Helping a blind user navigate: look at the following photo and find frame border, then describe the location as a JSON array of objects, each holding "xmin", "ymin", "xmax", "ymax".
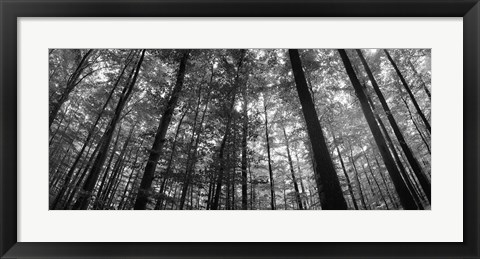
[{"xmin": 1, "ymin": 0, "xmax": 479, "ymax": 258}]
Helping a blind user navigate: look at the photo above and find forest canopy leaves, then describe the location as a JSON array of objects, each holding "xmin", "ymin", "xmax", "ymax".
[{"xmin": 49, "ymin": 49, "xmax": 431, "ymax": 210}]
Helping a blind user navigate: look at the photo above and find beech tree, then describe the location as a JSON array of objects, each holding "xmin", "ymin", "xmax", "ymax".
[
  {"xmin": 134, "ymin": 50, "xmax": 190, "ymax": 210},
  {"xmin": 49, "ymin": 48, "xmax": 431, "ymax": 210},
  {"xmin": 73, "ymin": 49, "xmax": 145, "ymax": 210},
  {"xmin": 49, "ymin": 49, "xmax": 95, "ymax": 127},
  {"xmin": 356, "ymin": 49, "xmax": 431, "ymax": 203},
  {"xmin": 289, "ymin": 49, "xmax": 348, "ymax": 210},
  {"xmin": 338, "ymin": 49, "xmax": 417, "ymax": 210}
]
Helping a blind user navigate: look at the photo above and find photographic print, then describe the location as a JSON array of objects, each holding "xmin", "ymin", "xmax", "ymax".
[{"xmin": 49, "ymin": 49, "xmax": 431, "ymax": 210}]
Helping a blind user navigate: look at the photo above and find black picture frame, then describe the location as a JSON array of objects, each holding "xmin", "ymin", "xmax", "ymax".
[{"xmin": 1, "ymin": 0, "xmax": 478, "ymax": 258}]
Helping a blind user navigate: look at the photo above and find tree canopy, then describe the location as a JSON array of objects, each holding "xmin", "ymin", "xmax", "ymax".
[{"xmin": 49, "ymin": 49, "xmax": 431, "ymax": 210}]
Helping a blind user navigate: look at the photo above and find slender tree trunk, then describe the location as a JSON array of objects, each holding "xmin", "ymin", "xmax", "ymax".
[
  {"xmin": 282, "ymin": 127, "xmax": 303, "ymax": 210},
  {"xmin": 359, "ymin": 160, "xmax": 376, "ymax": 208},
  {"xmin": 169, "ymin": 184, "xmax": 179, "ymax": 210},
  {"xmin": 294, "ymin": 150, "xmax": 309, "ymax": 209},
  {"xmin": 283, "ymin": 184, "xmax": 288, "ymax": 209},
  {"xmin": 364, "ymin": 96, "xmax": 423, "ymax": 209},
  {"xmin": 50, "ymin": 49, "xmax": 94, "ymax": 127},
  {"xmin": 93, "ymin": 125, "xmax": 122, "ymax": 209},
  {"xmin": 49, "ymin": 145, "xmax": 73, "ymax": 193},
  {"xmin": 49, "ymin": 107, "xmax": 69, "ymax": 145},
  {"xmin": 331, "ymin": 129, "xmax": 359, "ymax": 210},
  {"xmin": 231, "ymin": 154, "xmax": 236, "ymax": 210},
  {"xmin": 180, "ymin": 83, "xmax": 212, "ymax": 210},
  {"xmin": 408, "ymin": 59, "xmax": 431, "ymax": 99},
  {"xmin": 65, "ymin": 132, "xmax": 105, "ymax": 208},
  {"xmin": 347, "ymin": 142, "xmax": 368, "ymax": 210},
  {"xmin": 231, "ymin": 125, "xmax": 237, "ymax": 210},
  {"xmin": 338, "ymin": 49, "xmax": 417, "ymax": 209},
  {"xmin": 73, "ymin": 50, "xmax": 145, "ymax": 210},
  {"xmin": 134, "ymin": 50, "xmax": 190, "ymax": 210},
  {"xmin": 118, "ymin": 138, "xmax": 144, "ymax": 209},
  {"xmin": 357, "ymin": 50, "xmax": 431, "ymax": 203},
  {"xmin": 211, "ymin": 112, "xmax": 233, "ymax": 210},
  {"xmin": 206, "ymin": 175, "xmax": 213, "ymax": 210},
  {"xmin": 384, "ymin": 49, "xmax": 431, "ymax": 133},
  {"xmin": 100, "ymin": 124, "xmax": 135, "ymax": 208},
  {"xmin": 49, "ymin": 146, "xmax": 72, "ymax": 187},
  {"xmin": 225, "ymin": 152, "xmax": 232, "ymax": 210},
  {"xmin": 241, "ymin": 81, "xmax": 249, "ymax": 210},
  {"xmin": 373, "ymin": 154, "xmax": 399, "ymax": 209},
  {"xmin": 362, "ymin": 150, "xmax": 390, "ymax": 209},
  {"xmin": 249, "ymin": 161, "xmax": 255, "ymax": 209},
  {"xmin": 212, "ymin": 50, "xmax": 246, "ymax": 210},
  {"xmin": 50, "ymin": 115, "xmax": 72, "ymax": 147},
  {"xmin": 263, "ymin": 98, "xmax": 276, "ymax": 210},
  {"xmin": 402, "ymin": 97, "xmax": 431, "ymax": 154},
  {"xmin": 123, "ymin": 160, "xmax": 145, "ymax": 210},
  {"xmin": 51, "ymin": 65, "xmax": 124, "ymax": 209},
  {"xmin": 154, "ymin": 106, "xmax": 189, "ymax": 209},
  {"xmin": 289, "ymin": 49, "xmax": 348, "ymax": 209},
  {"xmin": 396, "ymin": 146, "xmax": 426, "ymax": 202},
  {"xmin": 179, "ymin": 85, "xmax": 204, "ymax": 209}
]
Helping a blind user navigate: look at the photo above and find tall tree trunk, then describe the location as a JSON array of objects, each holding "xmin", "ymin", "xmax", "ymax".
[
  {"xmin": 134, "ymin": 50, "xmax": 190, "ymax": 210},
  {"xmin": 231, "ymin": 157, "xmax": 236, "ymax": 209},
  {"xmin": 402, "ymin": 97, "xmax": 431, "ymax": 154},
  {"xmin": 73, "ymin": 50, "xmax": 145, "ymax": 210},
  {"xmin": 347, "ymin": 141, "xmax": 368, "ymax": 210},
  {"xmin": 170, "ymin": 184, "xmax": 179, "ymax": 209},
  {"xmin": 372, "ymin": 154, "xmax": 399, "ymax": 209},
  {"xmin": 384, "ymin": 49, "xmax": 431, "ymax": 133},
  {"xmin": 396, "ymin": 146, "xmax": 426, "ymax": 202},
  {"xmin": 225, "ymin": 150, "xmax": 232, "ymax": 210},
  {"xmin": 50, "ymin": 49, "xmax": 94, "ymax": 127},
  {"xmin": 408, "ymin": 59, "xmax": 431, "ymax": 99},
  {"xmin": 179, "ymin": 81, "xmax": 212, "ymax": 210},
  {"xmin": 49, "ymin": 146, "xmax": 72, "ymax": 187},
  {"xmin": 362, "ymin": 150, "xmax": 390, "ymax": 209},
  {"xmin": 49, "ymin": 106, "xmax": 69, "ymax": 145},
  {"xmin": 65, "ymin": 131, "xmax": 106, "ymax": 208},
  {"xmin": 154, "ymin": 105, "xmax": 189, "ymax": 209},
  {"xmin": 50, "ymin": 115, "xmax": 72, "ymax": 148},
  {"xmin": 331, "ymin": 129, "xmax": 359, "ymax": 210},
  {"xmin": 50, "ymin": 145, "xmax": 74, "ymax": 192},
  {"xmin": 338, "ymin": 49, "xmax": 417, "ymax": 209},
  {"xmin": 231, "ymin": 123, "xmax": 237, "ymax": 210},
  {"xmin": 282, "ymin": 127, "xmax": 303, "ymax": 210},
  {"xmin": 50, "ymin": 54, "xmax": 132, "ymax": 209},
  {"xmin": 363, "ymin": 90, "xmax": 423, "ymax": 210},
  {"xmin": 123, "ymin": 160, "xmax": 145, "ymax": 210},
  {"xmin": 241, "ymin": 81, "xmax": 249, "ymax": 210},
  {"xmin": 93, "ymin": 125, "xmax": 122, "ymax": 209},
  {"xmin": 263, "ymin": 98, "xmax": 276, "ymax": 210},
  {"xmin": 108, "ymin": 148, "xmax": 131, "ymax": 208},
  {"xmin": 206, "ymin": 174, "xmax": 214, "ymax": 210},
  {"xmin": 364, "ymin": 95, "xmax": 424, "ymax": 209},
  {"xmin": 357, "ymin": 50, "xmax": 431, "ymax": 203},
  {"xmin": 359, "ymin": 161, "xmax": 376, "ymax": 208},
  {"xmin": 179, "ymin": 84, "xmax": 204, "ymax": 209},
  {"xmin": 249, "ymin": 161, "xmax": 255, "ymax": 209},
  {"xmin": 294, "ymin": 149, "xmax": 309, "ymax": 209},
  {"xmin": 283, "ymin": 183, "xmax": 288, "ymax": 209},
  {"xmin": 288, "ymin": 49, "xmax": 348, "ymax": 209},
  {"xmin": 100, "ymin": 124, "xmax": 135, "ymax": 208},
  {"xmin": 211, "ymin": 50, "xmax": 246, "ymax": 210},
  {"xmin": 211, "ymin": 107, "xmax": 234, "ymax": 210},
  {"xmin": 118, "ymin": 138, "xmax": 145, "ymax": 209}
]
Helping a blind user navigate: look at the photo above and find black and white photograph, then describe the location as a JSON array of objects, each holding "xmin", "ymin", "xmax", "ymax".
[{"xmin": 48, "ymin": 49, "xmax": 431, "ymax": 210}]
